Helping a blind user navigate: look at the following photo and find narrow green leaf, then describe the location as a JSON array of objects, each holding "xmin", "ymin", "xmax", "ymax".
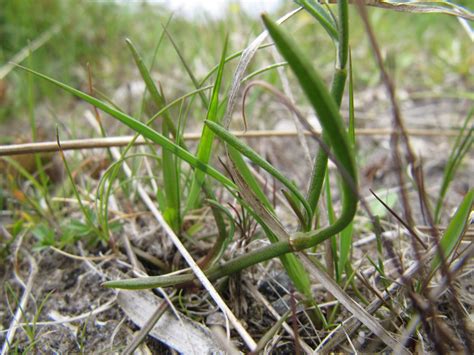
[
  {"xmin": 260, "ymin": 18, "xmax": 353, "ymax": 166},
  {"xmin": 186, "ymin": 36, "xmax": 229, "ymax": 211},
  {"xmin": 338, "ymin": 48, "xmax": 356, "ymax": 278},
  {"xmin": 324, "ymin": 169, "xmax": 339, "ymax": 280},
  {"xmin": 126, "ymin": 38, "xmax": 177, "ymax": 136},
  {"xmin": 338, "ymin": 222, "xmax": 353, "ymax": 279},
  {"xmin": 348, "ymin": 49, "xmax": 356, "ymax": 148},
  {"xmin": 296, "ymin": 0, "xmax": 338, "ymax": 41},
  {"xmin": 126, "ymin": 39, "xmax": 181, "ymax": 231},
  {"xmin": 164, "ymin": 27, "xmax": 209, "ymax": 106},
  {"xmin": 303, "ymin": 0, "xmax": 349, "ymax": 224}
]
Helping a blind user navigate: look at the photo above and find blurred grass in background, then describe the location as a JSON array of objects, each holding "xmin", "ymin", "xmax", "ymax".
[{"xmin": 0, "ymin": 0, "xmax": 471, "ymax": 126}]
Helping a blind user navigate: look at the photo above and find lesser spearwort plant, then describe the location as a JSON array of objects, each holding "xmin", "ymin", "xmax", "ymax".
[{"xmin": 13, "ymin": 0, "xmax": 474, "ymax": 351}]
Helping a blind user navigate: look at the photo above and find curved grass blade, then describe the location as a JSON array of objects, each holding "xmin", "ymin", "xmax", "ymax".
[
  {"xmin": 281, "ymin": 189, "xmax": 306, "ymax": 227},
  {"xmin": 15, "ymin": 64, "xmax": 236, "ymax": 191},
  {"xmin": 227, "ymin": 146, "xmax": 273, "ymax": 211},
  {"xmin": 296, "ymin": 0, "xmax": 338, "ymax": 41}
]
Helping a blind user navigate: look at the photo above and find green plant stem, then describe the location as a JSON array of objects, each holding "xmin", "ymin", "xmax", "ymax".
[
  {"xmin": 304, "ymin": 69, "xmax": 346, "ymax": 224},
  {"xmin": 104, "ymin": 200, "xmax": 361, "ymax": 289},
  {"xmin": 104, "ymin": 240, "xmax": 291, "ymax": 289}
]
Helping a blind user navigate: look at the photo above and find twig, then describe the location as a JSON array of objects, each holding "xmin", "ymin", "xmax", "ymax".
[{"xmin": 0, "ymin": 128, "xmax": 466, "ymax": 157}]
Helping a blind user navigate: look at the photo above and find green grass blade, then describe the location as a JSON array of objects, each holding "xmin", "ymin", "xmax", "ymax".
[
  {"xmin": 348, "ymin": 49, "xmax": 356, "ymax": 148},
  {"xmin": 186, "ymin": 36, "xmax": 228, "ymax": 211},
  {"xmin": 434, "ymin": 109, "xmax": 473, "ymax": 223},
  {"xmin": 126, "ymin": 38, "xmax": 177, "ymax": 135},
  {"xmin": 281, "ymin": 189, "xmax": 306, "ymax": 227},
  {"xmin": 205, "ymin": 119, "xmax": 312, "ymax": 228},
  {"xmin": 126, "ymin": 38, "xmax": 181, "ymax": 231},
  {"xmin": 305, "ymin": 133, "xmax": 330, "ymax": 222},
  {"xmin": 338, "ymin": 221, "xmax": 353, "ymax": 280},
  {"xmin": 164, "ymin": 27, "xmax": 209, "ymax": 106},
  {"xmin": 431, "ymin": 189, "xmax": 473, "ymax": 274},
  {"xmin": 160, "ymin": 89, "xmax": 181, "ymax": 231},
  {"xmin": 15, "ymin": 64, "xmax": 236, "ymax": 190},
  {"xmin": 336, "ymin": 0, "xmax": 349, "ymax": 71},
  {"xmin": 136, "ymin": 15, "xmax": 172, "ymax": 123},
  {"xmin": 324, "ymin": 169, "xmax": 339, "ymax": 279}
]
